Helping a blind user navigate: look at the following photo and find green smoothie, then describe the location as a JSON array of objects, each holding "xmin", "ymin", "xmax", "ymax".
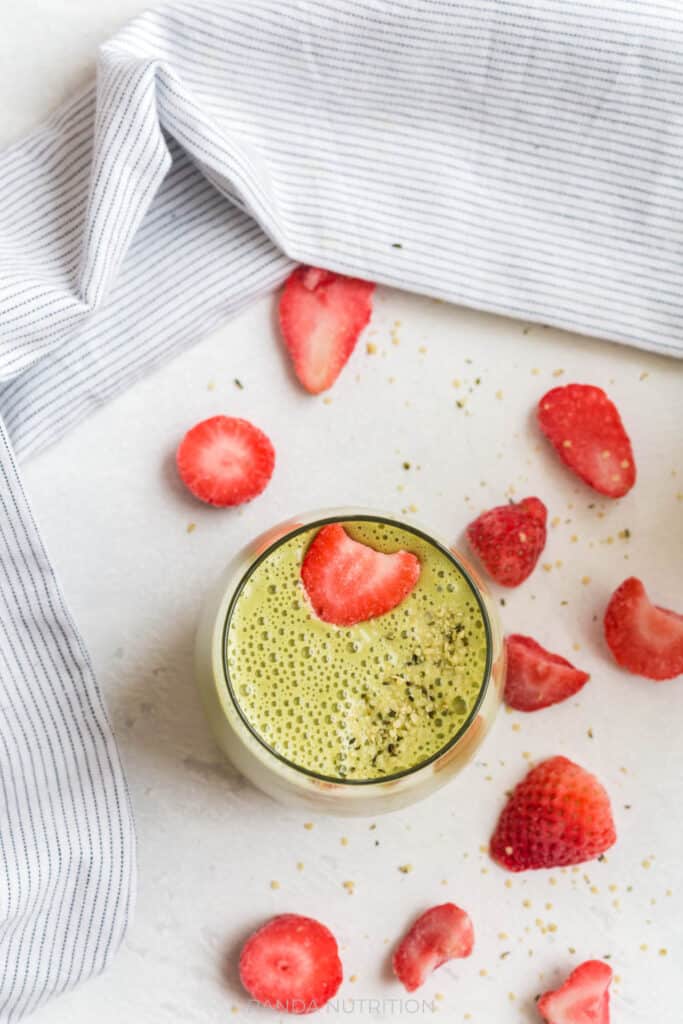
[{"xmin": 225, "ymin": 519, "xmax": 490, "ymax": 782}]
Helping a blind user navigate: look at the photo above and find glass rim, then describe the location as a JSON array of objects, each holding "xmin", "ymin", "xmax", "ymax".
[{"xmin": 221, "ymin": 511, "xmax": 494, "ymax": 787}]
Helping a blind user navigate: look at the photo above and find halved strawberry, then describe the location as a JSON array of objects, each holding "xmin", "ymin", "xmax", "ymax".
[
  {"xmin": 490, "ymin": 756, "xmax": 616, "ymax": 872},
  {"xmin": 604, "ymin": 577, "xmax": 683, "ymax": 681},
  {"xmin": 301, "ymin": 523, "xmax": 420, "ymax": 626},
  {"xmin": 505, "ymin": 635, "xmax": 590, "ymax": 712},
  {"xmin": 239, "ymin": 914, "xmax": 342, "ymax": 1014},
  {"xmin": 392, "ymin": 903, "xmax": 474, "ymax": 992},
  {"xmin": 537, "ymin": 384, "xmax": 635, "ymax": 498},
  {"xmin": 279, "ymin": 266, "xmax": 375, "ymax": 393},
  {"xmin": 176, "ymin": 416, "xmax": 274, "ymax": 507},
  {"xmin": 466, "ymin": 497, "xmax": 547, "ymax": 587},
  {"xmin": 538, "ymin": 960, "xmax": 613, "ymax": 1024}
]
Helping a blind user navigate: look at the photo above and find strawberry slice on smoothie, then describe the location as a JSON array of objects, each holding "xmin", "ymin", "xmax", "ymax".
[{"xmin": 301, "ymin": 523, "xmax": 420, "ymax": 626}]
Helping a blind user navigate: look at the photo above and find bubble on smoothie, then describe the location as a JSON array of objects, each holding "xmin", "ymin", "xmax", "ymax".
[{"xmin": 226, "ymin": 520, "xmax": 489, "ymax": 780}]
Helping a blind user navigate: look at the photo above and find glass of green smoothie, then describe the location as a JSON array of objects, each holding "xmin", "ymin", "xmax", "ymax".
[{"xmin": 195, "ymin": 509, "xmax": 504, "ymax": 816}]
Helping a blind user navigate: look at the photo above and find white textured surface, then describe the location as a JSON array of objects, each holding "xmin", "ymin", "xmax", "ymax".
[{"xmin": 4, "ymin": 5, "xmax": 683, "ymax": 1023}]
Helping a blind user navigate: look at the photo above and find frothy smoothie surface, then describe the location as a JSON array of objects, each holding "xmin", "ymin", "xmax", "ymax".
[{"xmin": 225, "ymin": 520, "xmax": 489, "ymax": 781}]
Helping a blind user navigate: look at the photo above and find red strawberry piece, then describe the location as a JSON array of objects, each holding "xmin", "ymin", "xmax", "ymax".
[
  {"xmin": 466, "ymin": 497, "xmax": 547, "ymax": 587},
  {"xmin": 538, "ymin": 960, "xmax": 613, "ymax": 1024},
  {"xmin": 537, "ymin": 384, "xmax": 635, "ymax": 498},
  {"xmin": 604, "ymin": 577, "xmax": 683, "ymax": 681},
  {"xmin": 239, "ymin": 914, "xmax": 342, "ymax": 1014},
  {"xmin": 176, "ymin": 416, "xmax": 274, "ymax": 507},
  {"xmin": 279, "ymin": 266, "xmax": 375, "ymax": 393},
  {"xmin": 392, "ymin": 903, "xmax": 474, "ymax": 992},
  {"xmin": 301, "ymin": 523, "xmax": 420, "ymax": 626},
  {"xmin": 505, "ymin": 635, "xmax": 590, "ymax": 712},
  {"xmin": 490, "ymin": 756, "xmax": 616, "ymax": 872}
]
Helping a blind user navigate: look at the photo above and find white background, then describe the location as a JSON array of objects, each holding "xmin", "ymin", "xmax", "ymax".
[{"xmin": 3, "ymin": 4, "xmax": 683, "ymax": 1022}]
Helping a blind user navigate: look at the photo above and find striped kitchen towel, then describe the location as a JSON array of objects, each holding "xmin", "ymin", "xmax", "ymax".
[{"xmin": 1, "ymin": 0, "xmax": 682, "ymax": 1018}]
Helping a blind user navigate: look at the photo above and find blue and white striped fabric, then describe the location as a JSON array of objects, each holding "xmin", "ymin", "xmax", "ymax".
[{"xmin": 1, "ymin": 0, "xmax": 682, "ymax": 1017}]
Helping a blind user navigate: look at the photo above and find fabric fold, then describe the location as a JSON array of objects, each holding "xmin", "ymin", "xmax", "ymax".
[
  {"xmin": 0, "ymin": 420, "xmax": 134, "ymax": 1021},
  {"xmin": 79, "ymin": 56, "xmax": 172, "ymax": 311}
]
